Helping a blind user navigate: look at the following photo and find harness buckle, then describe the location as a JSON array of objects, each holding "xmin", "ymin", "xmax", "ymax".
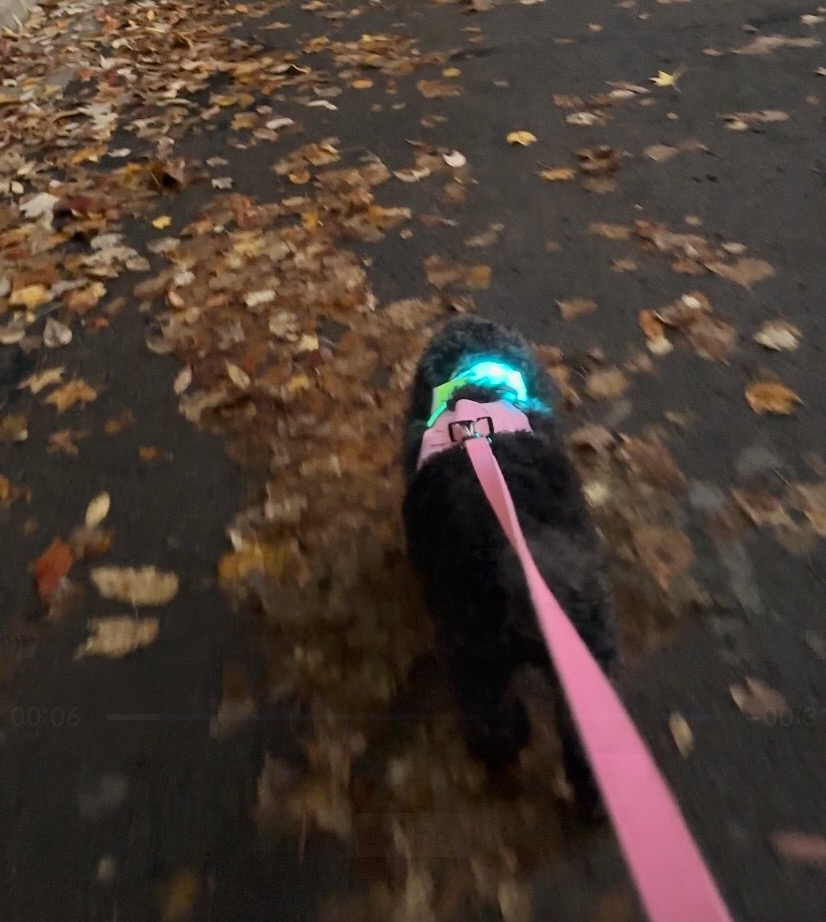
[{"xmin": 448, "ymin": 416, "xmax": 495, "ymax": 443}]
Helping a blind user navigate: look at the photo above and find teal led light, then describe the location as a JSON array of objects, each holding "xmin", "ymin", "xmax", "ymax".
[{"xmin": 427, "ymin": 358, "xmax": 531, "ymax": 427}]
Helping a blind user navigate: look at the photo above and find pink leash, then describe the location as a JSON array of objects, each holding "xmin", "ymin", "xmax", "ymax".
[{"xmin": 463, "ymin": 434, "xmax": 734, "ymax": 922}]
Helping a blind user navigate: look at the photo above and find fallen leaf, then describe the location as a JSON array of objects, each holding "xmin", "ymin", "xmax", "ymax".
[
  {"xmin": 556, "ymin": 298, "xmax": 597, "ymax": 320},
  {"xmin": 173, "ymin": 366, "xmax": 193, "ymax": 395},
  {"xmin": 90, "ymin": 567, "xmax": 179, "ymax": 606},
  {"xmin": 734, "ymin": 34, "xmax": 820, "ymax": 56},
  {"xmin": 85, "ymin": 492, "xmax": 111, "ymax": 529},
  {"xmin": 152, "ymin": 215, "xmax": 172, "ymax": 230},
  {"xmin": 685, "ymin": 315, "xmax": 736, "ymax": 362},
  {"xmin": 443, "ymin": 150, "xmax": 467, "ymax": 168},
  {"xmin": 226, "ymin": 362, "xmax": 251, "ymax": 390},
  {"xmin": 417, "ymin": 79, "xmax": 462, "ymax": 99},
  {"xmin": 45, "ymin": 380, "xmax": 98, "ymax": 413},
  {"xmin": 43, "ymin": 318, "xmax": 72, "ymax": 348},
  {"xmin": 0, "ymin": 414, "xmax": 28, "ymax": 443},
  {"xmin": 75, "ymin": 617, "xmax": 159, "ymax": 660},
  {"xmin": 585, "ymin": 367, "xmax": 629, "ymax": 400},
  {"xmin": 638, "ymin": 309, "xmax": 673, "ymax": 355},
  {"xmin": 536, "ymin": 166, "xmax": 572, "ymax": 183},
  {"xmin": 10, "ymin": 284, "xmax": 50, "ymax": 310},
  {"xmin": 48, "ymin": 428, "xmax": 86, "ymax": 455},
  {"xmin": 104, "ymin": 410, "xmax": 134, "ymax": 435},
  {"xmin": 730, "ymin": 677, "xmax": 787, "ymax": 720},
  {"xmin": 745, "ymin": 381, "xmax": 802, "ymax": 415},
  {"xmin": 566, "ymin": 111, "xmax": 604, "ymax": 126},
  {"xmin": 754, "ymin": 319, "xmax": 801, "ymax": 351},
  {"xmin": 651, "ymin": 67, "xmax": 684, "ymax": 88},
  {"xmin": 771, "ymin": 831, "xmax": 826, "ymax": 868},
  {"xmin": 731, "ymin": 489, "xmax": 791, "ymax": 527},
  {"xmin": 633, "ymin": 524, "xmax": 694, "ymax": 589},
  {"xmin": 506, "ymin": 130, "xmax": 537, "ymax": 146},
  {"xmin": 788, "ymin": 482, "xmax": 826, "ymax": 535},
  {"xmin": 19, "ymin": 367, "xmax": 65, "ymax": 394},
  {"xmin": 707, "ymin": 258, "xmax": 775, "ymax": 289},
  {"xmin": 32, "ymin": 538, "xmax": 74, "ymax": 601},
  {"xmin": 69, "ymin": 526, "xmax": 114, "ymax": 561},
  {"xmin": 393, "ymin": 167, "xmax": 431, "ymax": 183},
  {"xmin": 669, "ymin": 712, "xmax": 694, "ymax": 756},
  {"xmin": 644, "ymin": 144, "xmax": 679, "ymax": 162},
  {"xmin": 588, "ymin": 222, "xmax": 630, "ymax": 239}
]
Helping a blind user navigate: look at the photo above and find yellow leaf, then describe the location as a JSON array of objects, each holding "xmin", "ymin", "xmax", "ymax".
[
  {"xmin": 442, "ymin": 67, "xmax": 461, "ymax": 77},
  {"xmin": 158, "ymin": 870, "xmax": 200, "ymax": 922},
  {"xmin": 285, "ymin": 374, "xmax": 311, "ymax": 393},
  {"xmin": 219, "ymin": 542, "xmax": 288, "ymax": 586},
  {"xmin": 651, "ymin": 66, "xmax": 685, "ymax": 88},
  {"xmin": 10, "ymin": 284, "xmax": 50, "ymax": 310},
  {"xmin": 350, "ymin": 78, "xmax": 374, "ymax": 90},
  {"xmin": 745, "ymin": 381, "xmax": 802, "ymax": 415},
  {"xmin": 19, "ymin": 366, "xmax": 65, "ymax": 394},
  {"xmin": 85, "ymin": 492, "xmax": 111, "ymax": 529},
  {"xmin": 539, "ymin": 167, "xmax": 575, "ymax": 181},
  {"xmin": 507, "ymin": 130, "xmax": 537, "ymax": 146},
  {"xmin": 152, "ymin": 215, "xmax": 172, "ymax": 230},
  {"xmin": 45, "ymin": 380, "xmax": 98, "ymax": 413},
  {"xmin": 288, "ymin": 169, "xmax": 311, "ymax": 185}
]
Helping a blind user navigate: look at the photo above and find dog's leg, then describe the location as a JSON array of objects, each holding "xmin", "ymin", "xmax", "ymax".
[{"xmin": 449, "ymin": 646, "xmax": 529, "ymax": 771}]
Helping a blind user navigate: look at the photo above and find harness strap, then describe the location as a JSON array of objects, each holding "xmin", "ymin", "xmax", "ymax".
[{"xmin": 464, "ymin": 436, "xmax": 733, "ymax": 922}]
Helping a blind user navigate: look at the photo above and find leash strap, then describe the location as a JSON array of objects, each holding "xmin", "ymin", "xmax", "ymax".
[{"xmin": 464, "ymin": 436, "xmax": 733, "ymax": 922}]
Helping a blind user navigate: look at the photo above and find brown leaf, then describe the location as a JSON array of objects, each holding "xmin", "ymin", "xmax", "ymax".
[
  {"xmin": 48, "ymin": 428, "xmax": 87, "ymax": 455},
  {"xmin": 45, "ymin": 380, "xmax": 98, "ymax": 413},
  {"xmin": 577, "ymin": 146, "xmax": 619, "ymax": 176},
  {"xmin": 707, "ymin": 258, "xmax": 775, "ymax": 289},
  {"xmin": 557, "ymin": 298, "xmax": 597, "ymax": 320},
  {"xmin": 585, "ymin": 367, "xmax": 629, "ymax": 401},
  {"xmin": 539, "ymin": 167, "xmax": 575, "ymax": 182},
  {"xmin": 69, "ymin": 526, "xmax": 114, "ymax": 561},
  {"xmin": 731, "ymin": 489, "xmax": 791, "ymax": 527},
  {"xmin": 158, "ymin": 869, "xmax": 200, "ymax": 921},
  {"xmin": 730, "ymin": 677, "xmax": 787, "ymax": 720},
  {"xmin": 771, "ymin": 831, "xmax": 826, "ymax": 867},
  {"xmin": 788, "ymin": 482, "xmax": 826, "ymax": 535},
  {"xmin": 588, "ymin": 222, "xmax": 630, "ymax": 240},
  {"xmin": 569, "ymin": 424, "xmax": 615, "ymax": 453},
  {"xmin": 32, "ymin": 538, "xmax": 74, "ymax": 601},
  {"xmin": 416, "ymin": 79, "xmax": 462, "ymax": 99},
  {"xmin": 745, "ymin": 381, "xmax": 802, "ymax": 415},
  {"xmin": 633, "ymin": 525, "xmax": 694, "ymax": 590},
  {"xmin": 685, "ymin": 315, "xmax": 736, "ymax": 362},
  {"xmin": 104, "ymin": 409, "xmax": 134, "ymax": 434},
  {"xmin": 0, "ymin": 414, "xmax": 29, "ymax": 443},
  {"xmin": 638, "ymin": 310, "xmax": 673, "ymax": 355},
  {"xmin": 424, "ymin": 255, "xmax": 491, "ymax": 290},
  {"xmin": 19, "ymin": 366, "xmax": 65, "ymax": 394}
]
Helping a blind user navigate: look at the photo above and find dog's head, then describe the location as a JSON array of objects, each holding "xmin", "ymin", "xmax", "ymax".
[
  {"xmin": 407, "ymin": 315, "xmax": 557, "ymax": 423},
  {"xmin": 402, "ymin": 316, "xmax": 559, "ymax": 482}
]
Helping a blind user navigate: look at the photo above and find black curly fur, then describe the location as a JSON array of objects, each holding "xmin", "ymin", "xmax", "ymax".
[{"xmin": 402, "ymin": 315, "xmax": 618, "ymax": 815}]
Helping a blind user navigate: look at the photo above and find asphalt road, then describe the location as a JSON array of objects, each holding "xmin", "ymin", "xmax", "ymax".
[{"xmin": 3, "ymin": 0, "xmax": 826, "ymax": 920}]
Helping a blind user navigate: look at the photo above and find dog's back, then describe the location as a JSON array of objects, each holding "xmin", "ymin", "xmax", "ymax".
[{"xmin": 401, "ymin": 316, "xmax": 617, "ymax": 809}]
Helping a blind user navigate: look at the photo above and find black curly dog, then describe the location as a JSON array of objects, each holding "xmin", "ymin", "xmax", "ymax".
[{"xmin": 402, "ymin": 315, "xmax": 618, "ymax": 815}]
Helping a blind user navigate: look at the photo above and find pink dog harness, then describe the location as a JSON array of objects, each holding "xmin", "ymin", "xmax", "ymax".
[{"xmin": 417, "ymin": 398, "xmax": 733, "ymax": 922}]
